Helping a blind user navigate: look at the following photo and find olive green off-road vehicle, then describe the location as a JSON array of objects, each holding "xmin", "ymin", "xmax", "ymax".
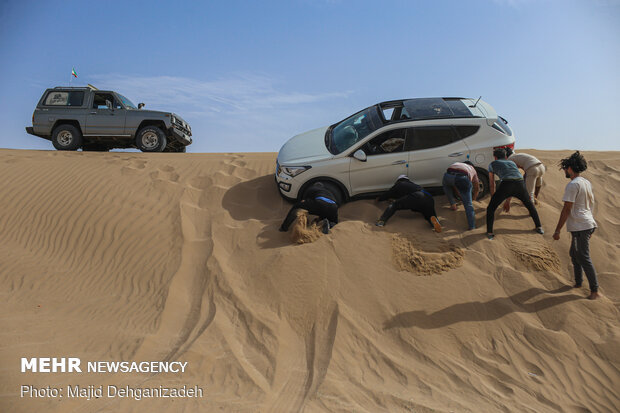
[{"xmin": 26, "ymin": 85, "xmax": 192, "ymax": 152}]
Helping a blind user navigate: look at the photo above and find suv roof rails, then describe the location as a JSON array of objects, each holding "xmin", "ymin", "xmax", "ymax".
[{"xmin": 52, "ymin": 84, "xmax": 98, "ymax": 90}]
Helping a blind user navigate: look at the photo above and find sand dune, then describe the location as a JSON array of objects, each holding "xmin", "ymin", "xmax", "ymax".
[{"xmin": 0, "ymin": 148, "xmax": 619, "ymax": 412}]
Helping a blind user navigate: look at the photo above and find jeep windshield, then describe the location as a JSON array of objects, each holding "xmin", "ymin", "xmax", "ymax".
[
  {"xmin": 117, "ymin": 94, "xmax": 137, "ymax": 109},
  {"xmin": 326, "ymin": 106, "xmax": 383, "ymax": 155}
]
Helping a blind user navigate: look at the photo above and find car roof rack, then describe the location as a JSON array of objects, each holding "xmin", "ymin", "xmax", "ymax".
[{"xmin": 53, "ymin": 84, "xmax": 98, "ymax": 90}]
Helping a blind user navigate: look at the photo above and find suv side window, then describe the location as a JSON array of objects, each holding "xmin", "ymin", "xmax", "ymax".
[
  {"xmin": 44, "ymin": 91, "xmax": 84, "ymax": 106},
  {"xmin": 362, "ymin": 128, "xmax": 406, "ymax": 155},
  {"xmin": 406, "ymin": 126, "xmax": 459, "ymax": 151},
  {"xmin": 455, "ymin": 125, "xmax": 480, "ymax": 139},
  {"xmin": 92, "ymin": 93, "xmax": 121, "ymax": 109}
]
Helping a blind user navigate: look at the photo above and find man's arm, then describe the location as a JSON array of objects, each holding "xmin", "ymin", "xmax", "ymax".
[
  {"xmin": 378, "ymin": 183, "xmax": 397, "ymax": 201},
  {"xmin": 472, "ymin": 176, "xmax": 480, "ymax": 201},
  {"xmin": 553, "ymin": 201, "xmax": 573, "ymax": 240}
]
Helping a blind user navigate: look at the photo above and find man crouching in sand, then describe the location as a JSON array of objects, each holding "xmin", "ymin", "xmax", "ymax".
[
  {"xmin": 376, "ymin": 175, "xmax": 442, "ymax": 232},
  {"xmin": 553, "ymin": 151, "xmax": 600, "ymax": 300},
  {"xmin": 279, "ymin": 182, "xmax": 338, "ymax": 234}
]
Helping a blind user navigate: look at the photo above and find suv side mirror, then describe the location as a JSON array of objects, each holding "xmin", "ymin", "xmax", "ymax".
[
  {"xmin": 352, "ymin": 149, "xmax": 367, "ymax": 162},
  {"xmin": 138, "ymin": 103, "xmax": 145, "ymax": 109},
  {"xmin": 106, "ymin": 100, "xmax": 113, "ymax": 110}
]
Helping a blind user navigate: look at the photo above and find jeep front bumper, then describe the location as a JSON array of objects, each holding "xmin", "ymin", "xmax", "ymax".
[{"xmin": 170, "ymin": 125, "xmax": 192, "ymax": 146}]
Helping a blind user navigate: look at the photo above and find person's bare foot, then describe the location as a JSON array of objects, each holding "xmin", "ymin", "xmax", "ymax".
[
  {"xmin": 587, "ymin": 291, "xmax": 600, "ymax": 300},
  {"xmin": 450, "ymin": 204, "xmax": 457, "ymax": 211}
]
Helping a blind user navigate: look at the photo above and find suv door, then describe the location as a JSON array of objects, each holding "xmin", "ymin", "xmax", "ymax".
[
  {"xmin": 84, "ymin": 92, "xmax": 127, "ymax": 136},
  {"xmin": 349, "ymin": 128, "xmax": 409, "ymax": 194},
  {"xmin": 407, "ymin": 126, "xmax": 470, "ymax": 186}
]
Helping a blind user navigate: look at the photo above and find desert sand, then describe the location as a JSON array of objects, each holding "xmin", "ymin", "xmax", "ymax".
[{"xmin": 0, "ymin": 148, "xmax": 618, "ymax": 413}]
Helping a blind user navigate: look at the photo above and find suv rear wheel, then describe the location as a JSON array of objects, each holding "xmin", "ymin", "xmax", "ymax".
[
  {"xmin": 475, "ymin": 168, "xmax": 490, "ymax": 199},
  {"xmin": 52, "ymin": 124, "xmax": 83, "ymax": 151},
  {"xmin": 136, "ymin": 126, "xmax": 167, "ymax": 152}
]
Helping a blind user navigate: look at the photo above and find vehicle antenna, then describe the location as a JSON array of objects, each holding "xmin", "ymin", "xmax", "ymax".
[{"xmin": 469, "ymin": 96, "xmax": 482, "ymax": 108}]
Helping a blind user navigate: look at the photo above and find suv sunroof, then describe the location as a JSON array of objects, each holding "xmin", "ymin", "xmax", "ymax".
[{"xmin": 401, "ymin": 98, "xmax": 476, "ymax": 120}]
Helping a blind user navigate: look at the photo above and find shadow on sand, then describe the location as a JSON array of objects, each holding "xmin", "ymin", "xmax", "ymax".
[{"xmin": 383, "ymin": 286, "xmax": 580, "ymax": 330}]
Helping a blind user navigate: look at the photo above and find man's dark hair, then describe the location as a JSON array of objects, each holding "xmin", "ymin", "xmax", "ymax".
[
  {"xmin": 505, "ymin": 147, "xmax": 514, "ymax": 157},
  {"xmin": 493, "ymin": 148, "xmax": 507, "ymax": 159},
  {"xmin": 559, "ymin": 151, "xmax": 588, "ymax": 173}
]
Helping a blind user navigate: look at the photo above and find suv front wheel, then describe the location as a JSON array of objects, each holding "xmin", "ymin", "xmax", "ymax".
[
  {"xmin": 136, "ymin": 126, "xmax": 167, "ymax": 152},
  {"xmin": 302, "ymin": 181, "xmax": 345, "ymax": 206},
  {"xmin": 52, "ymin": 124, "xmax": 83, "ymax": 151}
]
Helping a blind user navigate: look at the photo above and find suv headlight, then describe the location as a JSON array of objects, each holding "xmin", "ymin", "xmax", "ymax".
[
  {"xmin": 170, "ymin": 115, "xmax": 177, "ymax": 124},
  {"xmin": 281, "ymin": 165, "xmax": 311, "ymax": 177}
]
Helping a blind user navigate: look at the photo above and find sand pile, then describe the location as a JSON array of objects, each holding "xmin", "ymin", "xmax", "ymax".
[
  {"xmin": 0, "ymin": 149, "xmax": 619, "ymax": 413},
  {"xmin": 290, "ymin": 210, "xmax": 323, "ymax": 244},
  {"xmin": 392, "ymin": 234, "xmax": 464, "ymax": 275},
  {"xmin": 504, "ymin": 235, "xmax": 562, "ymax": 272}
]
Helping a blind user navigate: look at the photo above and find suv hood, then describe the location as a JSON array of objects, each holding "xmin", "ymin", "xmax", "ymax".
[{"xmin": 277, "ymin": 126, "xmax": 333, "ymax": 165}]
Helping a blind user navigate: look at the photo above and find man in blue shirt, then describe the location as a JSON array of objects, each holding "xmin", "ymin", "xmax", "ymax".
[{"xmin": 486, "ymin": 148, "xmax": 543, "ymax": 239}]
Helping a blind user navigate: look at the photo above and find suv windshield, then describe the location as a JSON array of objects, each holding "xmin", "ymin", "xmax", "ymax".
[
  {"xmin": 326, "ymin": 106, "xmax": 383, "ymax": 154},
  {"xmin": 117, "ymin": 94, "xmax": 137, "ymax": 109}
]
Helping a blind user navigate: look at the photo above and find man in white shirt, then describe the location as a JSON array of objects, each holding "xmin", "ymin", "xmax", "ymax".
[
  {"xmin": 506, "ymin": 148, "xmax": 545, "ymax": 204},
  {"xmin": 552, "ymin": 151, "xmax": 599, "ymax": 300}
]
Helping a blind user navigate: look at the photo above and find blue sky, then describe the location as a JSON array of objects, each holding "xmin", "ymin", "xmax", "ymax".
[{"xmin": 0, "ymin": 0, "xmax": 618, "ymax": 152}]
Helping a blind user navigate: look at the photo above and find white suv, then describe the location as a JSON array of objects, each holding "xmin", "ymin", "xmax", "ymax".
[{"xmin": 275, "ymin": 97, "xmax": 515, "ymax": 204}]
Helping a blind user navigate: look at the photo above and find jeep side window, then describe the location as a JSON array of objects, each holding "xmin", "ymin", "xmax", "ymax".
[
  {"xmin": 406, "ymin": 126, "xmax": 459, "ymax": 151},
  {"xmin": 362, "ymin": 128, "xmax": 406, "ymax": 155},
  {"xmin": 92, "ymin": 93, "xmax": 118, "ymax": 109},
  {"xmin": 44, "ymin": 91, "xmax": 84, "ymax": 106}
]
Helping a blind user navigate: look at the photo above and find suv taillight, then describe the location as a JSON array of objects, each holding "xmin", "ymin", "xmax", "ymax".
[{"xmin": 493, "ymin": 143, "xmax": 515, "ymax": 151}]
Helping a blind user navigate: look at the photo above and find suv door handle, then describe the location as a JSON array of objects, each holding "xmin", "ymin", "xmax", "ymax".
[
  {"xmin": 90, "ymin": 111, "xmax": 97, "ymax": 114},
  {"xmin": 392, "ymin": 160, "xmax": 407, "ymax": 165},
  {"xmin": 449, "ymin": 152, "xmax": 463, "ymax": 157}
]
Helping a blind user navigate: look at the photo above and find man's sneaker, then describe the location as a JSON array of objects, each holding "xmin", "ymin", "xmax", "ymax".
[
  {"xmin": 375, "ymin": 220, "xmax": 385, "ymax": 227},
  {"xmin": 534, "ymin": 227, "xmax": 544, "ymax": 235},
  {"xmin": 321, "ymin": 218, "xmax": 330, "ymax": 234},
  {"xmin": 431, "ymin": 216, "xmax": 442, "ymax": 233},
  {"xmin": 487, "ymin": 233, "xmax": 495, "ymax": 240}
]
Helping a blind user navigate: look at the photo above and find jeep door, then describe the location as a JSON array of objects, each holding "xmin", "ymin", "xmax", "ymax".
[
  {"xmin": 407, "ymin": 126, "xmax": 470, "ymax": 186},
  {"xmin": 84, "ymin": 92, "xmax": 127, "ymax": 136},
  {"xmin": 349, "ymin": 128, "xmax": 409, "ymax": 195}
]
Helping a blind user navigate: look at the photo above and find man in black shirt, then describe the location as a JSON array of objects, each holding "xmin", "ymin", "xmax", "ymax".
[
  {"xmin": 279, "ymin": 182, "xmax": 339, "ymax": 234},
  {"xmin": 376, "ymin": 175, "xmax": 442, "ymax": 232}
]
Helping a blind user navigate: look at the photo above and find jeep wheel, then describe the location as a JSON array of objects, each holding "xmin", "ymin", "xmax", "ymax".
[
  {"xmin": 136, "ymin": 126, "xmax": 167, "ymax": 152},
  {"xmin": 52, "ymin": 124, "xmax": 83, "ymax": 151}
]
